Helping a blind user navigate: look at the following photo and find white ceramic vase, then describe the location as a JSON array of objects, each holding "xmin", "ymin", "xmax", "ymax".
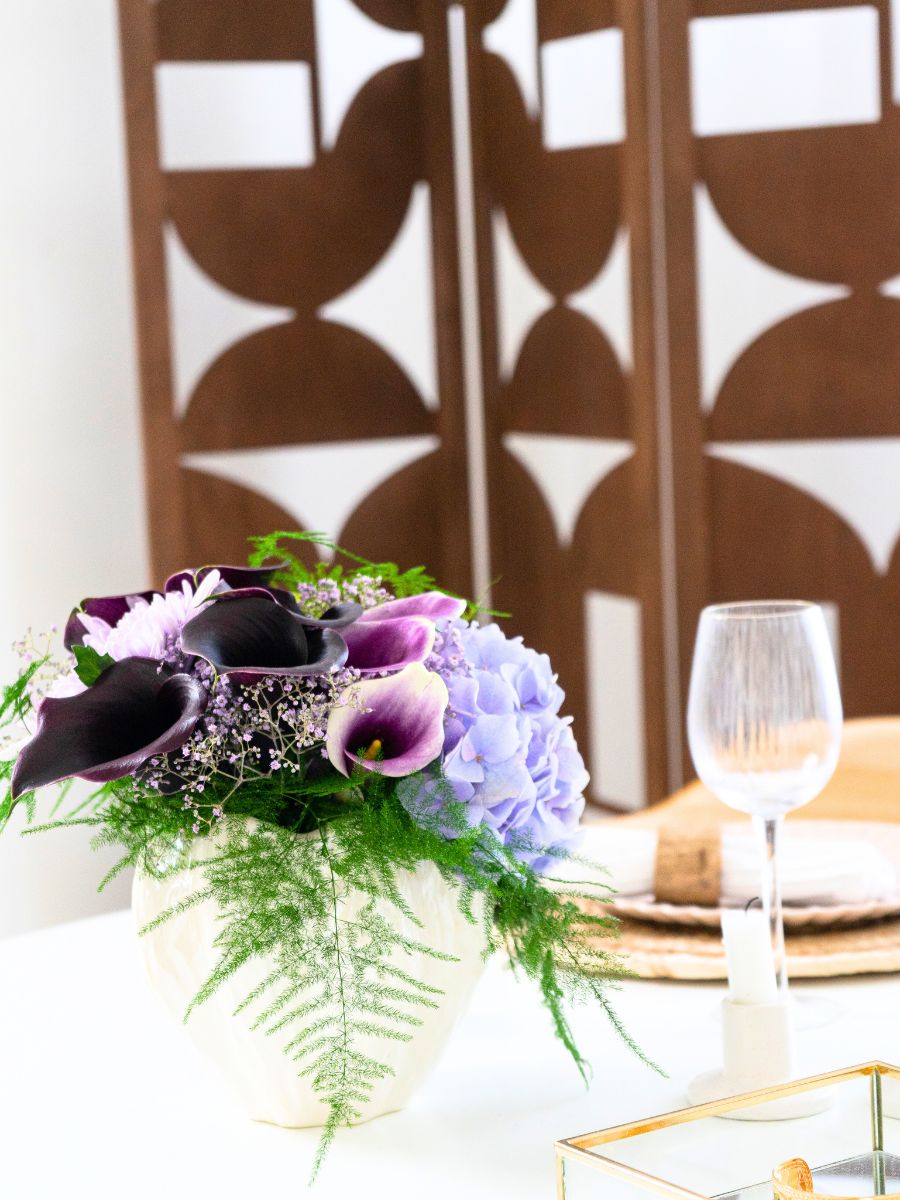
[{"xmin": 132, "ymin": 833, "xmax": 487, "ymax": 1129}]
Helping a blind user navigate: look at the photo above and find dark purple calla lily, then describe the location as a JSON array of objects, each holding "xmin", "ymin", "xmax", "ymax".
[
  {"xmin": 181, "ymin": 595, "xmax": 348, "ymax": 677},
  {"xmin": 164, "ymin": 566, "xmax": 365, "ymax": 625},
  {"xmin": 62, "ymin": 564, "xmax": 288, "ymax": 651},
  {"xmin": 341, "ymin": 616, "xmax": 435, "ymax": 674},
  {"xmin": 326, "ymin": 663, "xmax": 448, "ymax": 778},
  {"xmin": 11, "ymin": 659, "xmax": 207, "ymax": 798},
  {"xmin": 64, "ymin": 562, "xmax": 303, "ymax": 652},
  {"xmin": 262, "ymin": 587, "xmax": 303, "ymax": 614},
  {"xmin": 296, "ymin": 601, "xmax": 363, "ymax": 628},
  {"xmin": 64, "ymin": 592, "xmax": 156, "ymax": 651},
  {"xmin": 163, "ymin": 561, "xmax": 290, "ymax": 594},
  {"xmin": 212, "ymin": 589, "xmax": 362, "ymax": 627},
  {"xmin": 358, "ymin": 591, "xmax": 467, "ymax": 624}
]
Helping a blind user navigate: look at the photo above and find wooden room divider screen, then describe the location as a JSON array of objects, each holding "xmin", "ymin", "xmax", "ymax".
[{"xmin": 118, "ymin": 0, "xmax": 900, "ymax": 810}]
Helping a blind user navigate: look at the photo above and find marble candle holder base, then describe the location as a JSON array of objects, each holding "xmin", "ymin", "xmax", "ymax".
[{"xmin": 687, "ymin": 998, "xmax": 834, "ymax": 1120}]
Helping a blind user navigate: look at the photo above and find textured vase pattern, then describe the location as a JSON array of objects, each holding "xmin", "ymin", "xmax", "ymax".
[{"xmin": 132, "ymin": 848, "xmax": 487, "ymax": 1128}]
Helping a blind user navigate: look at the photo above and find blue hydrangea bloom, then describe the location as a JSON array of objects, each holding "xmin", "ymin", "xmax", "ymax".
[{"xmin": 428, "ymin": 621, "xmax": 588, "ymax": 871}]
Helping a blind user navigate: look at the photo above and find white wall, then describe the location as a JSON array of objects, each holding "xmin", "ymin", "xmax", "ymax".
[{"xmin": 0, "ymin": 1, "xmax": 148, "ymax": 937}]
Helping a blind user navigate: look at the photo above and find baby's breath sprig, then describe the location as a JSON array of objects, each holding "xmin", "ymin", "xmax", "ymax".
[
  {"xmin": 139, "ymin": 667, "xmax": 367, "ymax": 836},
  {"xmin": 10, "ymin": 628, "xmax": 74, "ymax": 712}
]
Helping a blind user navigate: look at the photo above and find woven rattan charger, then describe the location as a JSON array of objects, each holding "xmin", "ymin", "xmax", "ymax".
[{"xmin": 590, "ymin": 718, "xmax": 900, "ymax": 981}]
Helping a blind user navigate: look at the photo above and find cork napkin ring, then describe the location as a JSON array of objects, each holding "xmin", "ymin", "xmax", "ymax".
[{"xmin": 653, "ymin": 823, "xmax": 722, "ymax": 906}]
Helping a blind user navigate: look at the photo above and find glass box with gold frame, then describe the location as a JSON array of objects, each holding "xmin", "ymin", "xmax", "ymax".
[{"xmin": 556, "ymin": 1062, "xmax": 900, "ymax": 1200}]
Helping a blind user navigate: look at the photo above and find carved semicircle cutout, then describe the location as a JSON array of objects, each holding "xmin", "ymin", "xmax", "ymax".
[
  {"xmin": 181, "ymin": 436, "xmax": 440, "ymax": 560},
  {"xmin": 503, "ymin": 433, "xmax": 634, "ymax": 547},
  {"xmin": 314, "ymin": 0, "xmax": 422, "ymax": 149},
  {"xmin": 178, "ymin": 469, "xmax": 314, "ymax": 573},
  {"xmin": 708, "ymin": 438, "xmax": 900, "ymax": 576},
  {"xmin": 339, "ymin": 449, "xmax": 461, "ymax": 581},
  {"xmin": 320, "ymin": 183, "xmax": 438, "ymax": 410},
  {"xmin": 165, "ymin": 223, "xmax": 295, "ymax": 420},
  {"xmin": 492, "ymin": 208, "xmax": 554, "ymax": 381},
  {"xmin": 567, "ymin": 226, "xmax": 632, "ymax": 376},
  {"xmin": 504, "ymin": 305, "xmax": 628, "ymax": 438},
  {"xmin": 695, "ymin": 184, "xmax": 847, "ymax": 414},
  {"xmin": 181, "ymin": 317, "xmax": 434, "ymax": 451},
  {"xmin": 350, "ymin": 1, "xmax": 423, "ymax": 33},
  {"xmin": 709, "ymin": 294, "xmax": 900, "ymax": 441},
  {"xmin": 482, "ymin": 0, "xmax": 540, "ymax": 118},
  {"xmin": 165, "ymin": 60, "xmax": 422, "ymax": 312}
]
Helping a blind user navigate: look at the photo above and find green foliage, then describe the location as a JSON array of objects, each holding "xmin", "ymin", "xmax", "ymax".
[
  {"xmin": 0, "ymin": 763, "xmax": 16, "ymax": 835},
  {"xmin": 0, "ymin": 655, "xmax": 45, "ymax": 730},
  {"xmin": 72, "ymin": 645, "xmax": 114, "ymax": 687},
  {"xmin": 246, "ymin": 530, "xmax": 510, "ymax": 619},
  {"xmin": 0, "ymin": 535, "xmax": 640, "ymax": 1177},
  {"xmin": 25, "ymin": 760, "xmax": 636, "ymax": 1181},
  {"xmin": 0, "ymin": 658, "xmax": 46, "ymax": 833},
  {"xmin": 173, "ymin": 817, "xmax": 456, "ymax": 1176},
  {"xmin": 247, "ymin": 530, "xmax": 442, "ymax": 598}
]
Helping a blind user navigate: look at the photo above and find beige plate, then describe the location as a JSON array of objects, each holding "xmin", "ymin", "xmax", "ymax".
[{"xmin": 610, "ymin": 821, "xmax": 900, "ymax": 931}]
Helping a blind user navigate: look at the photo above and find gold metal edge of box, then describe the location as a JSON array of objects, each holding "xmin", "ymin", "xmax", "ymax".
[
  {"xmin": 555, "ymin": 1060, "xmax": 900, "ymax": 1164},
  {"xmin": 555, "ymin": 1142, "xmax": 707, "ymax": 1200}
]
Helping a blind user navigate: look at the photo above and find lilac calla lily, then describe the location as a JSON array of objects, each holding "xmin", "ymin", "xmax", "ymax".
[
  {"xmin": 341, "ymin": 616, "xmax": 435, "ymax": 674},
  {"xmin": 358, "ymin": 591, "xmax": 466, "ymax": 624},
  {"xmin": 10, "ymin": 659, "xmax": 207, "ymax": 798},
  {"xmin": 326, "ymin": 662, "xmax": 448, "ymax": 778},
  {"xmin": 181, "ymin": 594, "xmax": 348, "ymax": 677}
]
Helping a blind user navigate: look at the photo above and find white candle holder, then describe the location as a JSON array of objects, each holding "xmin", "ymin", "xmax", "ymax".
[
  {"xmin": 688, "ymin": 998, "xmax": 833, "ymax": 1120},
  {"xmin": 688, "ymin": 900, "xmax": 832, "ymax": 1118}
]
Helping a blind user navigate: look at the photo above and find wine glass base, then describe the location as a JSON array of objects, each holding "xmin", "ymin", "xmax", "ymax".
[{"xmin": 687, "ymin": 1070, "xmax": 835, "ymax": 1120}]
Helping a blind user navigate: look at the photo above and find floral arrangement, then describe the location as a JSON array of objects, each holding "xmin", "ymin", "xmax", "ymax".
[{"xmin": 0, "ymin": 532, "xmax": 639, "ymax": 1173}]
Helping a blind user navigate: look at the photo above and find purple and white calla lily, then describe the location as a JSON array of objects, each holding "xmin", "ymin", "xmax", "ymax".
[
  {"xmin": 326, "ymin": 662, "xmax": 448, "ymax": 778},
  {"xmin": 341, "ymin": 616, "xmax": 435, "ymax": 675},
  {"xmin": 357, "ymin": 591, "xmax": 467, "ymax": 624},
  {"xmin": 10, "ymin": 658, "xmax": 207, "ymax": 798}
]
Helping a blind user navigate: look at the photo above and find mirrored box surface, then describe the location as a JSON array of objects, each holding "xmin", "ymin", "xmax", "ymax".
[{"xmin": 556, "ymin": 1062, "xmax": 900, "ymax": 1200}]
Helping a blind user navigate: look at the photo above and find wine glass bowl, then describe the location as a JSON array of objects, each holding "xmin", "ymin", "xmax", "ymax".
[
  {"xmin": 688, "ymin": 602, "xmax": 843, "ymax": 820},
  {"xmin": 687, "ymin": 601, "xmax": 843, "ymax": 995}
]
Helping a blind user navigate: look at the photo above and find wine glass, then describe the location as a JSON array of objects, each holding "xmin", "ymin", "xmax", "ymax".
[{"xmin": 687, "ymin": 602, "xmax": 842, "ymax": 995}]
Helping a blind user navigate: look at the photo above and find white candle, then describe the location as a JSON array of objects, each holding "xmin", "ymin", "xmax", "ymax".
[{"xmin": 721, "ymin": 907, "xmax": 779, "ymax": 1005}]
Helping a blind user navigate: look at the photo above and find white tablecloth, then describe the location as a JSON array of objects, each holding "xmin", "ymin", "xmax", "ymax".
[{"xmin": 2, "ymin": 911, "xmax": 899, "ymax": 1198}]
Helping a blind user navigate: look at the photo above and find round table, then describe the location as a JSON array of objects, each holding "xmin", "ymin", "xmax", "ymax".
[{"xmin": 2, "ymin": 911, "xmax": 899, "ymax": 1198}]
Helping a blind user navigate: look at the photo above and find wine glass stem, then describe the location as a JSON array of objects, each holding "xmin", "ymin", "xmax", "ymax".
[{"xmin": 754, "ymin": 814, "xmax": 788, "ymax": 995}]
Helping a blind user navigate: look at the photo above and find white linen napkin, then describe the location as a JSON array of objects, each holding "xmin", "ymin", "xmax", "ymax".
[{"xmin": 570, "ymin": 823, "xmax": 897, "ymax": 906}]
